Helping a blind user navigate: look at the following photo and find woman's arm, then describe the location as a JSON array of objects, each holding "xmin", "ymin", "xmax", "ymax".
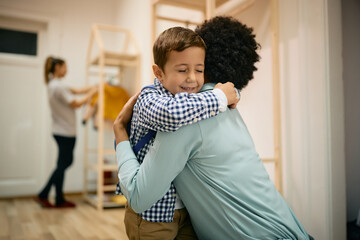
[
  {"xmin": 116, "ymin": 127, "xmax": 201, "ymax": 213},
  {"xmin": 113, "ymin": 94, "xmax": 201, "ymax": 212},
  {"xmin": 69, "ymin": 85, "xmax": 97, "ymax": 94},
  {"xmin": 68, "ymin": 86, "xmax": 98, "ymax": 109},
  {"xmin": 113, "ymin": 92, "xmax": 140, "ymax": 145}
]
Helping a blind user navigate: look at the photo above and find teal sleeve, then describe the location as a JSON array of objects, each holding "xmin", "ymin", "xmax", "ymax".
[{"xmin": 116, "ymin": 124, "xmax": 202, "ymax": 213}]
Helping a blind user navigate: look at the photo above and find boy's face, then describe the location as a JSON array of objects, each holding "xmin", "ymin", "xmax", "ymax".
[{"xmin": 154, "ymin": 47, "xmax": 205, "ymax": 95}]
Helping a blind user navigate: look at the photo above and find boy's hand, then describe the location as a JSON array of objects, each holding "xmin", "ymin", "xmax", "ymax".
[
  {"xmin": 214, "ymin": 82, "xmax": 239, "ymax": 109},
  {"xmin": 113, "ymin": 92, "xmax": 140, "ymax": 145}
]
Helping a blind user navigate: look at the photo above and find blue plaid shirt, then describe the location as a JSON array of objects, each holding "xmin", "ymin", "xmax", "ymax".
[{"xmin": 115, "ymin": 78, "xmax": 220, "ymax": 222}]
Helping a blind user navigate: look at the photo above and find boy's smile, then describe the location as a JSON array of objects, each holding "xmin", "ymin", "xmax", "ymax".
[
  {"xmin": 153, "ymin": 46, "xmax": 205, "ymax": 95},
  {"xmin": 180, "ymin": 86, "xmax": 197, "ymax": 93}
]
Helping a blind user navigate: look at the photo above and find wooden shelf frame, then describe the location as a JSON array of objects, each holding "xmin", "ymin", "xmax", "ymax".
[
  {"xmin": 151, "ymin": 0, "xmax": 224, "ymax": 41},
  {"xmin": 83, "ymin": 24, "xmax": 141, "ymax": 210}
]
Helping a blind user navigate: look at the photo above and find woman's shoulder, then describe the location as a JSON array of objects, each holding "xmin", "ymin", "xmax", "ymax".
[{"xmin": 48, "ymin": 78, "xmax": 66, "ymax": 89}]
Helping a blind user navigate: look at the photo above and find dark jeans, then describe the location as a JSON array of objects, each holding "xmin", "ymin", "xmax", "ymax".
[{"xmin": 38, "ymin": 135, "xmax": 76, "ymax": 205}]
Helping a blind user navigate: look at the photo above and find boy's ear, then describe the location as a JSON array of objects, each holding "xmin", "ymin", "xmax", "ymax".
[{"xmin": 152, "ymin": 64, "xmax": 164, "ymax": 81}]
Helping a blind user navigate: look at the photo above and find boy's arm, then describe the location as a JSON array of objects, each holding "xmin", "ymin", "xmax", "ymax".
[
  {"xmin": 137, "ymin": 83, "xmax": 237, "ymax": 132},
  {"xmin": 69, "ymin": 84, "xmax": 97, "ymax": 94}
]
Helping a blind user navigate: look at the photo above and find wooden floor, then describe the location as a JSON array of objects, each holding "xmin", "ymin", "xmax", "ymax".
[{"xmin": 0, "ymin": 196, "xmax": 128, "ymax": 240}]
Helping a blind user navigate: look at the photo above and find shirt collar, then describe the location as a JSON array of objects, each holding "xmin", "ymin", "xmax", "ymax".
[
  {"xmin": 153, "ymin": 78, "xmax": 173, "ymax": 96},
  {"xmin": 153, "ymin": 78, "xmax": 216, "ymax": 95},
  {"xmin": 199, "ymin": 83, "xmax": 216, "ymax": 92}
]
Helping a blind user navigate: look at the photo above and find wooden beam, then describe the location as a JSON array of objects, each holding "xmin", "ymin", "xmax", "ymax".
[
  {"xmin": 93, "ymin": 26, "xmax": 104, "ymax": 51},
  {"xmin": 270, "ymin": 0, "xmax": 282, "ymax": 194},
  {"xmin": 206, "ymin": 0, "xmax": 216, "ymax": 19},
  {"xmin": 153, "ymin": 0, "xmax": 205, "ymax": 11},
  {"xmin": 215, "ymin": 0, "xmax": 254, "ymax": 16},
  {"xmin": 262, "ymin": 158, "xmax": 279, "ymax": 163},
  {"xmin": 156, "ymin": 15, "xmax": 202, "ymax": 26},
  {"xmin": 95, "ymin": 24, "xmax": 130, "ymax": 33},
  {"xmin": 226, "ymin": 0, "xmax": 255, "ymax": 17}
]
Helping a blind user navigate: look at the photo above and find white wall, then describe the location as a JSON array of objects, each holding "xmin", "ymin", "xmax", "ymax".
[
  {"xmin": 279, "ymin": 0, "xmax": 345, "ymax": 239},
  {"xmin": 0, "ymin": 0, "xmax": 118, "ymax": 196},
  {"xmin": 234, "ymin": 0, "xmax": 275, "ymax": 176},
  {"xmin": 342, "ymin": 0, "xmax": 360, "ymax": 222},
  {"xmin": 115, "ymin": 0, "xmax": 153, "ymax": 87},
  {"xmin": 0, "ymin": 0, "xmax": 347, "ymax": 238}
]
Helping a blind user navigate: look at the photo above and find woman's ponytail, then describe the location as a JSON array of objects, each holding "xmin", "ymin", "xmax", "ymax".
[
  {"xmin": 44, "ymin": 56, "xmax": 65, "ymax": 84},
  {"xmin": 44, "ymin": 56, "xmax": 53, "ymax": 84}
]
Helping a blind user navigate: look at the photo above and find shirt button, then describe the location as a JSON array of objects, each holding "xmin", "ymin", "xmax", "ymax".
[
  {"xmin": 210, "ymin": 111, "xmax": 215, "ymax": 116},
  {"xmin": 194, "ymin": 118, "xmax": 198, "ymax": 123}
]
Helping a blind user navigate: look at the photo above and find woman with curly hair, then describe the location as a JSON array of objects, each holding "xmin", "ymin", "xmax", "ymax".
[{"xmin": 113, "ymin": 16, "xmax": 312, "ymax": 239}]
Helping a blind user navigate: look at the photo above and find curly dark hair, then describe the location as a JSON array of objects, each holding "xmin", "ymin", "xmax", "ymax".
[{"xmin": 195, "ymin": 16, "xmax": 260, "ymax": 90}]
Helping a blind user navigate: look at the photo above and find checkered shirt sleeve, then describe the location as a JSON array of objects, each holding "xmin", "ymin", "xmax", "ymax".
[{"xmin": 137, "ymin": 85, "xmax": 220, "ymax": 132}]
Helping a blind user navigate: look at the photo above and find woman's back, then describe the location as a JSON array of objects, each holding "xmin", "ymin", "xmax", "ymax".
[
  {"xmin": 48, "ymin": 78, "xmax": 76, "ymax": 137},
  {"xmin": 173, "ymin": 107, "xmax": 310, "ymax": 240}
]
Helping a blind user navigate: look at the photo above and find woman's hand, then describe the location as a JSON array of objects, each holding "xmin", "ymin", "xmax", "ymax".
[{"xmin": 113, "ymin": 92, "xmax": 140, "ymax": 145}]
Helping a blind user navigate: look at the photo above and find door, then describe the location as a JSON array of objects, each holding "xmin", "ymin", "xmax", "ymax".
[{"xmin": 0, "ymin": 15, "xmax": 49, "ymax": 197}]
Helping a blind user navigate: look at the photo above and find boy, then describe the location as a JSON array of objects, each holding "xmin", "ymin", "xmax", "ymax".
[{"xmin": 115, "ymin": 26, "xmax": 238, "ymax": 239}]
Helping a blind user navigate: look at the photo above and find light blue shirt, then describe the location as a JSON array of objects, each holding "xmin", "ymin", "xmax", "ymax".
[{"xmin": 117, "ymin": 84, "xmax": 310, "ymax": 240}]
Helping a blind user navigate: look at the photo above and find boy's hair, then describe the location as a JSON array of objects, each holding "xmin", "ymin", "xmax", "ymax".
[
  {"xmin": 195, "ymin": 16, "xmax": 260, "ymax": 90},
  {"xmin": 153, "ymin": 27, "xmax": 206, "ymax": 71}
]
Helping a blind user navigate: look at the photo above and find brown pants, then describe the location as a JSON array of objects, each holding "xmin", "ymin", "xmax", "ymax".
[{"xmin": 124, "ymin": 204, "xmax": 197, "ymax": 240}]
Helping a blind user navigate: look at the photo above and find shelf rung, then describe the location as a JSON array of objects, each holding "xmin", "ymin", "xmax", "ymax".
[
  {"xmin": 84, "ymin": 193, "xmax": 125, "ymax": 208},
  {"xmin": 262, "ymin": 158, "xmax": 278, "ymax": 163},
  {"xmin": 86, "ymin": 163, "xmax": 118, "ymax": 171},
  {"xmin": 84, "ymin": 194, "xmax": 97, "ymax": 207},
  {"xmin": 86, "ymin": 164, "xmax": 97, "ymax": 171},
  {"xmin": 156, "ymin": 15, "xmax": 201, "ymax": 26},
  {"xmin": 104, "ymin": 164, "xmax": 118, "ymax": 171},
  {"xmin": 90, "ymin": 52, "xmax": 139, "ymax": 67},
  {"xmin": 103, "ymin": 185, "xmax": 117, "ymax": 191},
  {"xmin": 87, "ymin": 149, "xmax": 116, "ymax": 155},
  {"xmin": 88, "ymin": 70, "xmax": 118, "ymax": 76}
]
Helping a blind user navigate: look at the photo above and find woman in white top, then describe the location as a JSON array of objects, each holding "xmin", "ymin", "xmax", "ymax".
[{"xmin": 35, "ymin": 56, "xmax": 97, "ymax": 208}]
